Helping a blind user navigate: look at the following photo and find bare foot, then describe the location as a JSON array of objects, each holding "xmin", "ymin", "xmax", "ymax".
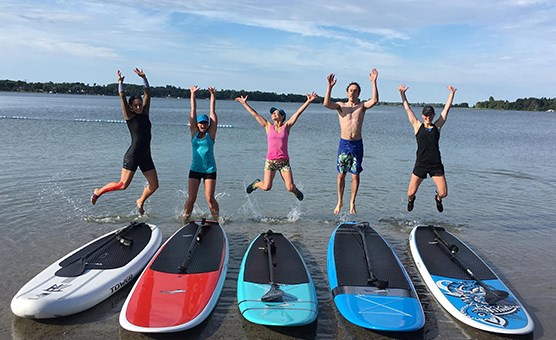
[
  {"xmin": 90, "ymin": 189, "xmax": 100, "ymax": 205},
  {"xmin": 136, "ymin": 200, "xmax": 145, "ymax": 215},
  {"xmin": 334, "ymin": 202, "xmax": 342, "ymax": 214},
  {"xmin": 183, "ymin": 213, "xmax": 191, "ymax": 223},
  {"xmin": 349, "ymin": 204, "xmax": 356, "ymax": 214}
]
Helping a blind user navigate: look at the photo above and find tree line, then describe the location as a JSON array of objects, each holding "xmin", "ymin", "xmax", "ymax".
[
  {"xmin": 0, "ymin": 79, "xmax": 322, "ymax": 103},
  {"xmin": 1, "ymin": 79, "xmax": 553, "ymax": 110},
  {"xmin": 475, "ymin": 96, "xmax": 556, "ymax": 111}
]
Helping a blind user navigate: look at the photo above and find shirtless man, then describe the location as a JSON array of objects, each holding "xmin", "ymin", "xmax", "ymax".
[{"xmin": 323, "ymin": 69, "xmax": 379, "ymax": 214}]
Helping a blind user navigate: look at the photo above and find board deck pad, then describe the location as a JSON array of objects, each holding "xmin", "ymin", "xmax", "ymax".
[
  {"xmin": 410, "ymin": 225, "xmax": 534, "ymax": 335},
  {"xmin": 237, "ymin": 231, "xmax": 318, "ymax": 326},
  {"xmin": 243, "ymin": 232, "xmax": 309, "ymax": 285},
  {"xmin": 57, "ymin": 222, "xmax": 152, "ymax": 274},
  {"xmin": 413, "ymin": 227, "xmax": 495, "ymax": 280},
  {"xmin": 150, "ymin": 222, "xmax": 224, "ymax": 274},
  {"xmin": 328, "ymin": 222, "xmax": 424, "ymax": 332},
  {"xmin": 333, "ymin": 224, "xmax": 411, "ymax": 290}
]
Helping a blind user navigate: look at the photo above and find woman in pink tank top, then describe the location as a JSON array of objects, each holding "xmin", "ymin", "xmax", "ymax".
[{"xmin": 235, "ymin": 92, "xmax": 317, "ymax": 201}]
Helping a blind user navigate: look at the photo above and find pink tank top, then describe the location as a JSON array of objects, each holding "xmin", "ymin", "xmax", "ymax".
[{"xmin": 266, "ymin": 125, "xmax": 289, "ymax": 160}]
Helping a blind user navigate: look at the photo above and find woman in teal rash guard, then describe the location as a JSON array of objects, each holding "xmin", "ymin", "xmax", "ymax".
[
  {"xmin": 398, "ymin": 84, "xmax": 457, "ymax": 213},
  {"xmin": 90, "ymin": 68, "xmax": 159, "ymax": 215},
  {"xmin": 183, "ymin": 86, "xmax": 219, "ymax": 221}
]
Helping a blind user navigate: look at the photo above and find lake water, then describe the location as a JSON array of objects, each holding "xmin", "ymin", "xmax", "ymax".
[{"xmin": 1, "ymin": 92, "xmax": 555, "ymax": 339}]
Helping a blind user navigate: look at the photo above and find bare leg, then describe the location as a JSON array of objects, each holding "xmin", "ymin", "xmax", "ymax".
[
  {"xmin": 257, "ymin": 169, "xmax": 276, "ymax": 191},
  {"xmin": 349, "ymin": 174, "xmax": 360, "ymax": 214},
  {"xmin": 184, "ymin": 178, "xmax": 201, "ymax": 221},
  {"xmin": 136, "ymin": 168, "xmax": 159, "ymax": 215},
  {"xmin": 91, "ymin": 168, "xmax": 134, "ymax": 204},
  {"xmin": 204, "ymin": 179, "xmax": 219, "ymax": 220},
  {"xmin": 431, "ymin": 175, "xmax": 448, "ymax": 199},
  {"xmin": 334, "ymin": 173, "xmax": 346, "ymax": 214},
  {"xmin": 407, "ymin": 174, "xmax": 424, "ymax": 201},
  {"xmin": 280, "ymin": 169, "xmax": 303, "ymax": 200}
]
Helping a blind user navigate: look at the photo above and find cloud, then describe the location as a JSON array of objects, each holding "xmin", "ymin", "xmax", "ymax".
[{"xmin": 1, "ymin": 0, "xmax": 556, "ymax": 103}]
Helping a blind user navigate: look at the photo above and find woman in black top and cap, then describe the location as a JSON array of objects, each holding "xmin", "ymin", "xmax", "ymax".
[{"xmin": 398, "ymin": 84, "xmax": 456, "ymax": 212}]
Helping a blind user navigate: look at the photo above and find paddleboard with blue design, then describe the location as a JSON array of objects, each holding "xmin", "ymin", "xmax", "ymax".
[
  {"xmin": 327, "ymin": 222, "xmax": 425, "ymax": 331},
  {"xmin": 409, "ymin": 225, "xmax": 534, "ymax": 334},
  {"xmin": 237, "ymin": 230, "xmax": 317, "ymax": 326}
]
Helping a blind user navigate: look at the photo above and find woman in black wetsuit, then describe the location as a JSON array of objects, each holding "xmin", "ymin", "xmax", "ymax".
[
  {"xmin": 90, "ymin": 68, "xmax": 159, "ymax": 215},
  {"xmin": 398, "ymin": 84, "xmax": 456, "ymax": 213}
]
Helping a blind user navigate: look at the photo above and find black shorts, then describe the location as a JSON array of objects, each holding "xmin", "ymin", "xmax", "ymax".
[
  {"xmin": 123, "ymin": 150, "xmax": 155, "ymax": 172},
  {"xmin": 413, "ymin": 164, "xmax": 444, "ymax": 179},
  {"xmin": 189, "ymin": 170, "xmax": 217, "ymax": 180}
]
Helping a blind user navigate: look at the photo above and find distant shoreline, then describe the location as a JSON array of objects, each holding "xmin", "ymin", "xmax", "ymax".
[{"xmin": 2, "ymin": 79, "xmax": 555, "ymax": 111}]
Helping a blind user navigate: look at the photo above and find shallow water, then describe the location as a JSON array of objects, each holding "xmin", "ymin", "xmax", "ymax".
[{"xmin": 1, "ymin": 92, "xmax": 555, "ymax": 339}]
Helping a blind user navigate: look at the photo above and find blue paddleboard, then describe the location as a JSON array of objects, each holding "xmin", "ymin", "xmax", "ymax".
[
  {"xmin": 410, "ymin": 225, "xmax": 534, "ymax": 335},
  {"xmin": 327, "ymin": 222, "xmax": 425, "ymax": 331},
  {"xmin": 237, "ymin": 230, "xmax": 317, "ymax": 326}
]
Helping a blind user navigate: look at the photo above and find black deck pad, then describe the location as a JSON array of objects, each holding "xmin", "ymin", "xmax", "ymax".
[
  {"xmin": 414, "ymin": 226, "xmax": 496, "ymax": 280},
  {"xmin": 150, "ymin": 220, "xmax": 224, "ymax": 274},
  {"xmin": 57, "ymin": 222, "xmax": 152, "ymax": 275},
  {"xmin": 334, "ymin": 223, "xmax": 410, "ymax": 290},
  {"xmin": 243, "ymin": 231, "xmax": 309, "ymax": 285}
]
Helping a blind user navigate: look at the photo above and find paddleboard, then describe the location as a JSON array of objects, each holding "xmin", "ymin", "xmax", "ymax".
[
  {"xmin": 409, "ymin": 225, "xmax": 534, "ymax": 334},
  {"xmin": 237, "ymin": 230, "xmax": 317, "ymax": 326},
  {"xmin": 120, "ymin": 219, "xmax": 228, "ymax": 333},
  {"xmin": 327, "ymin": 222, "xmax": 425, "ymax": 331},
  {"xmin": 11, "ymin": 222, "xmax": 162, "ymax": 319}
]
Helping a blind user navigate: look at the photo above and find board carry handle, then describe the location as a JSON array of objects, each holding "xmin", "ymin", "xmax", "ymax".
[
  {"xmin": 428, "ymin": 225, "xmax": 509, "ymax": 305},
  {"xmin": 261, "ymin": 230, "xmax": 285, "ymax": 302},
  {"xmin": 351, "ymin": 222, "xmax": 389, "ymax": 289},
  {"xmin": 178, "ymin": 219, "xmax": 210, "ymax": 273},
  {"xmin": 55, "ymin": 222, "xmax": 142, "ymax": 277}
]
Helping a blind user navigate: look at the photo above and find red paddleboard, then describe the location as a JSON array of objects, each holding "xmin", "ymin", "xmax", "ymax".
[{"xmin": 119, "ymin": 220, "xmax": 228, "ymax": 333}]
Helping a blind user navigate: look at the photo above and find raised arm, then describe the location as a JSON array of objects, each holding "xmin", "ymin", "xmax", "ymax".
[
  {"xmin": 435, "ymin": 85, "xmax": 457, "ymax": 129},
  {"xmin": 234, "ymin": 95, "xmax": 268, "ymax": 128},
  {"xmin": 323, "ymin": 73, "xmax": 341, "ymax": 111},
  {"xmin": 286, "ymin": 92, "xmax": 318, "ymax": 128},
  {"xmin": 398, "ymin": 84, "xmax": 421, "ymax": 133},
  {"xmin": 363, "ymin": 68, "xmax": 379, "ymax": 109},
  {"xmin": 117, "ymin": 70, "xmax": 133, "ymax": 120},
  {"xmin": 134, "ymin": 68, "xmax": 150, "ymax": 114},
  {"xmin": 189, "ymin": 85, "xmax": 199, "ymax": 136},
  {"xmin": 207, "ymin": 86, "xmax": 218, "ymax": 139}
]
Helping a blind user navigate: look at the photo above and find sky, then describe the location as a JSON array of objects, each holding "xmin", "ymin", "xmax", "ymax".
[{"xmin": 1, "ymin": 0, "xmax": 555, "ymax": 104}]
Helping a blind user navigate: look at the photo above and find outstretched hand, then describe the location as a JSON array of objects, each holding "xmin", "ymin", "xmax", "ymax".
[
  {"xmin": 190, "ymin": 85, "xmax": 199, "ymax": 94},
  {"xmin": 134, "ymin": 68, "xmax": 146, "ymax": 78},
  {"xmin": 327, "ymin": 73, "xmax": 337, "ymax": 88},
  {"xmin": 447, "ymin": 85, "xmax": 457, "ymax": 94},
  {"xmin": 234, "ymin": 95, "xmax": 248, "ymax": 104},
  {"xmin": 369, "ymin": 68, "xmax": 378, "ymax": 81},
  {"xmin": 306, "ymin": 92, "xmax": 318, "ymax": 102},
  {"xmin": 208, "ymin": 86, "xmax": 216, "ymax": 95},
  {"xmin": 117, "ymin": 70, "xmax": 124, "ymax": 83},
  {"xmin": 398, "ymin": 84, "xmax": 409, "ymax": 94}
]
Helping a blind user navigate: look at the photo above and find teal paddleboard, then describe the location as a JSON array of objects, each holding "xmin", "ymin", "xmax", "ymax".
[{"xmin": 237, "ymin": 230, "xmax": 317, "ymax": 326}]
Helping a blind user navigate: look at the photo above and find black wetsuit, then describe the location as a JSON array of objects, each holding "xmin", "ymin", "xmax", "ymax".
[
  {"xmin": 123, "ymin": 114, "xmax": 155, "ymax": 172},
  {"xmin": 413, "ymin": 124, "xmax": 444, "ymax": 179}
]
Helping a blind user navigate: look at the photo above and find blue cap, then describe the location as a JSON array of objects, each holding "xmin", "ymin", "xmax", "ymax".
[
  {"xmin": 197, "ymin": 114, "xmax": 210, "ymax": 123},
  {"xmin": 269, "ymin": 107, "xmax": 286, "ymax": 121}
]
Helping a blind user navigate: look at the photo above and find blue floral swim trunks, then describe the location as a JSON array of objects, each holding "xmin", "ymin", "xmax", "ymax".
[{"xmin": 337, "ymin": 138, "xmax": 364, "ymax": 174}]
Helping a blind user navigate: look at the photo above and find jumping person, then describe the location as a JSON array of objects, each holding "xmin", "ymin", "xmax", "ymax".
[
  {"xmin": 398, "ymin": 84, "xmax": 457, "ymax": 212},
  {"xmin": 90, "ymin": 68, "xmax": 159, "ymax": 215},
  {"xmin": 183, "ymin": 86, "xmax": 219, "ymax": 221},
  {"xmin": 235, "ymin": 92, "xmax": 318, "ymax": 200},
  {"xmin": 323, "ymin": 69, "xmax": 379, "ymax": 214}
]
